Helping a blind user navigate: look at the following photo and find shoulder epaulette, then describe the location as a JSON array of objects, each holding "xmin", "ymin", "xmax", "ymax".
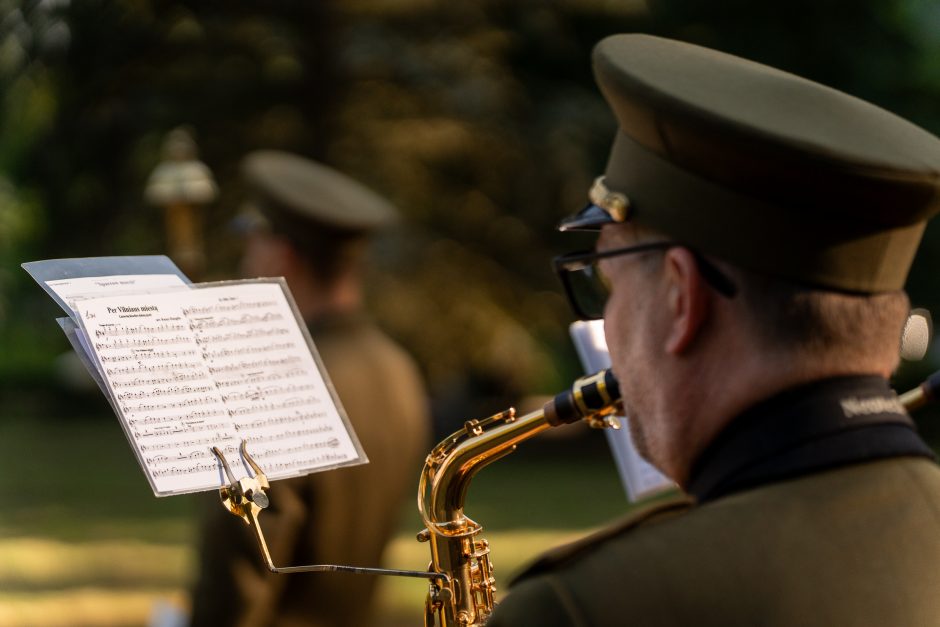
[{"xmin": 509, "ymin": 491, "xmax": 694, "ymax": 586}]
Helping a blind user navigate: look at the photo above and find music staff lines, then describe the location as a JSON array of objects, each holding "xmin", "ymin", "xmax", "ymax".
[
  {"xmin": 220, "ymin": 383, "xmax": 316, "ymax": 403},
  {"xmin": 150, "ymin": 454, "xmax": 349, "ymax": 477},
  {"xmin": 188, "ymin": 313, "xmax": 284, "ymax": 330},
  {"xmin": 146, "ymin": 447, "xmax": 236, "ymax": 466},
  {"xmin": 195, "ymin": 327, "xmax": 290, "ymax": 345},
  {"xmin": 213, "ymin": 368, "xmax": 305, "ymax": 388},
  {"xmin": 234, "ymin": 410, "xmax": 324, "ymax": 430},
  {"xmin": 242, "ymin": 425, "xmax": 335, "ymax": 444},
  {"xmin": 182, "ymin": 300, "xmax": 279, "ymax": 316},
  {"xmin": 153, "ymin": 462, "xmax": 218, "ymax": 477},
  {"xmin": 207, "ymin": 357, "xmax": 302, "ymax": 375},
  {"xmin": 116, "ymin": 384, "xmax": 216, "ymax": 401},
  {"xmin": 95, "ymin": 322, "xmax": 187, "ymax": 338},
  {"xmin": 202, "ymin": 342, "xmax": 296, "ymax": 360},
  {"xmin": 262, "ymin": 453, "xmax": 349, "ymax": 473},
  {"xmin": 125, "ymin": 395, "xmax": 223, "ymax": 413},
  {"xmin": 252, "ymin": 439, "xmax": 341, "ymax": 459},
  {"xmin": 101, "ymin": 349, "xmax": 199, "ymax": 363},
  {"xmin": 111, "ymin": 372, "xmax": 208, "ymax": 388},
  {"xmin": 228, "ymin": 397, "xmax": 319, "ymax": 417},
  {"xmin": 135, "ymin": 420, "xmax": 230, "ymax": 439},
  {"xmin": 129, "ymin": 410, "xmax": 226, "ymax": 427},
  {"xmin": 95, "ymin": 335, "xmax": 192, "ymax": 350},
  {"xmin": 140, "ymin": 433, "xmax": 236, "ymax": 452},
  {"xmin": 107, "ymin": 361, "xmax": 203, "ymax": 376}
]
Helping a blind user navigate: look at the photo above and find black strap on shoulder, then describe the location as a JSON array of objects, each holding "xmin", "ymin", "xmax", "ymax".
[{"xmin": 688, "ymin": 376, "xmax": 935, "ymax": 503}]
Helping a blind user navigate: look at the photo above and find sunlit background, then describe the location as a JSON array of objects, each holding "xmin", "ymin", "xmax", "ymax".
[{"xmin": 2, "ymin": 1, "xmax": 940, "ymax": 625}]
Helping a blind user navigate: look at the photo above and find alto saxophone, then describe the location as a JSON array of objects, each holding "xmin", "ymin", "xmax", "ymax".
[{"xmin": 417, "ymin": 369, "xmax": 623, "ymax": 626}]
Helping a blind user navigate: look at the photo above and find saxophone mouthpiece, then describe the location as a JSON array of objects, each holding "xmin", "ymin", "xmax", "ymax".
[{"xmin": 544, "ymin": 369, "xmax": 621, "ymax": 426}]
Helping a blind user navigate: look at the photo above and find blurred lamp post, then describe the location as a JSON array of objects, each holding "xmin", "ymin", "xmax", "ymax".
[{"xmin": 144, "ymin": 127, "xmax": 218, "ymax": 279}]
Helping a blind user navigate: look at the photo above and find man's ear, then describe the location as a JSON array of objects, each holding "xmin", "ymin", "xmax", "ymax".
[{"xmin": 662, "ymin": 247, "xmax": 711, "ymax": 355}]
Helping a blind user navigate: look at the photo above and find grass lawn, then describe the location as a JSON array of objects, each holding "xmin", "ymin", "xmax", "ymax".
[{"xmin": 0, "ymin": 404, "xmax": 639, "ymax": 626}]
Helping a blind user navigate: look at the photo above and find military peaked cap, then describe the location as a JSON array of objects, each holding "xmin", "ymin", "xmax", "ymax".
[
  {"xmin": 562, "ymin": 34, "xmax": 940, "ymax": 293},
  {"xmin": 241, "ymin": 150, "xmax": 398, "ymax": 235}
]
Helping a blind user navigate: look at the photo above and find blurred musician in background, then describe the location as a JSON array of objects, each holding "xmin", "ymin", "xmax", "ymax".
[{"xmin": 189, "ymin": 151, "xmax": 431, "ymax": 627}]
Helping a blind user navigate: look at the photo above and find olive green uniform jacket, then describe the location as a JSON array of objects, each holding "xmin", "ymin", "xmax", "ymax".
[
  {"xmin": 190, "ymin": 316, "xmax": 431, "ymax": 627},
  {"xmin": 489, "ymin": 376, "xmax": 940, "ymax": 627}
]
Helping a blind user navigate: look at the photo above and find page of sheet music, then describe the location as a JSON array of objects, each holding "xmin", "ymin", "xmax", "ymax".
[
  {"xmin": 74, "ymin": 281, "xmax": 364, "ymax": 496},
  {"xmin": 569, "ymin": 320, "xmax": 675, "ymax": 502}
]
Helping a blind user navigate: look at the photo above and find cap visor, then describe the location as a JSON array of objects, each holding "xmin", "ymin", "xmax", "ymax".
[{"xmin": 558, "ymin": 203, "xmax": 618, "ymax": 232}]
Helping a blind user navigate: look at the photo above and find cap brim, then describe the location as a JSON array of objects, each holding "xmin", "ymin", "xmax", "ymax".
[{"xmin": 558, "ymin": 203, "xmax": 619, "ymax": 232}]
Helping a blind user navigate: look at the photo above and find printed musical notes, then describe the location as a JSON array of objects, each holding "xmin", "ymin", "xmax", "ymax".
[{"xmin": 74, "ymin": 281, "xmax": 364, "ymax": 496}]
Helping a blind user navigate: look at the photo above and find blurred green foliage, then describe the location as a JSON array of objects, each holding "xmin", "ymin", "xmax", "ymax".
[{"xmin": 2, "ymin": 0, "xmax": 939, "ymax": 418}]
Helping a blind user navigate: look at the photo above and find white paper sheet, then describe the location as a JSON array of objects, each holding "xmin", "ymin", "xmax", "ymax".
[
  {"xmin": 570, "ymin": 320, "xmax": 675, "ymax": 502},
  {"xmin": 74, "ymin": 281, "xmax": 364, "ymax": 496},
  {"xmin": 45, "ymin": 274, "xmax": 188, "ymax": 317}
]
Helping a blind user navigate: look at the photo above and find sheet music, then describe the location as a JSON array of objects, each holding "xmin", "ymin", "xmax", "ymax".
[
  {"xmin": 45, "ymin": 273, "xmax": 188, "ymax": 318},
  {"xmin": 74, "ymin": 281, "xmax": 364, "ymax": 496},
  {"xmin": 46, "ymin": 274, "xmax": 190, "ymax": 366},
  {"xmin": 570, "ymin": 320, "xmax": 675, "ymax": 502}
]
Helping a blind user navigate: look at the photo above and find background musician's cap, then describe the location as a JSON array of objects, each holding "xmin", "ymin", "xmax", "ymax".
[
  {"xmin": 239, "ymin": 150, "xmax": 398, "ymax": 236},
  {"xmin": 562, "ymin": 34, "xmax": 940, "ymax": 294}
]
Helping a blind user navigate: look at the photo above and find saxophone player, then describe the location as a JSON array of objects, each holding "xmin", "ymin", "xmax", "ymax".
[{"xmin": 489, "ymin": 34, "xmax": 940, "ymax": 626}]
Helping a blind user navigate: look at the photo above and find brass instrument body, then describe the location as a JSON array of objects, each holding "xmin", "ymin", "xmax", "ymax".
[{"xmin": 418, "ymin": 370, "xmax": 622, "ymax": 626}]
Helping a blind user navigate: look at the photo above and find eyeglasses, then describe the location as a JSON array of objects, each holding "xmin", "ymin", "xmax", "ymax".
[{"xmin": 553, "ymin": 242, "xmax": 738, "ymax": 320}]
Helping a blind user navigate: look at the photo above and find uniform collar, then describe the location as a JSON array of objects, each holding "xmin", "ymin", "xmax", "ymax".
[{"xmin": 687, "ymin": 375, "xmax": 934, "ymax": 503}]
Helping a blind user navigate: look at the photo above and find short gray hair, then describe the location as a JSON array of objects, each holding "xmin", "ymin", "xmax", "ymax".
[{"xmin": 728, "ymin": 266, "xmax": 910, "ymax": 363}]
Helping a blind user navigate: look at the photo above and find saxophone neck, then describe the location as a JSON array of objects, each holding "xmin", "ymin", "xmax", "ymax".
[
  {"xmin": 421, "ymin": 406, "xmax": 549, "ymax": 529},
  {"xmin": 420, "ymin": 369, "xmax": 623, "ymax": 529}
]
